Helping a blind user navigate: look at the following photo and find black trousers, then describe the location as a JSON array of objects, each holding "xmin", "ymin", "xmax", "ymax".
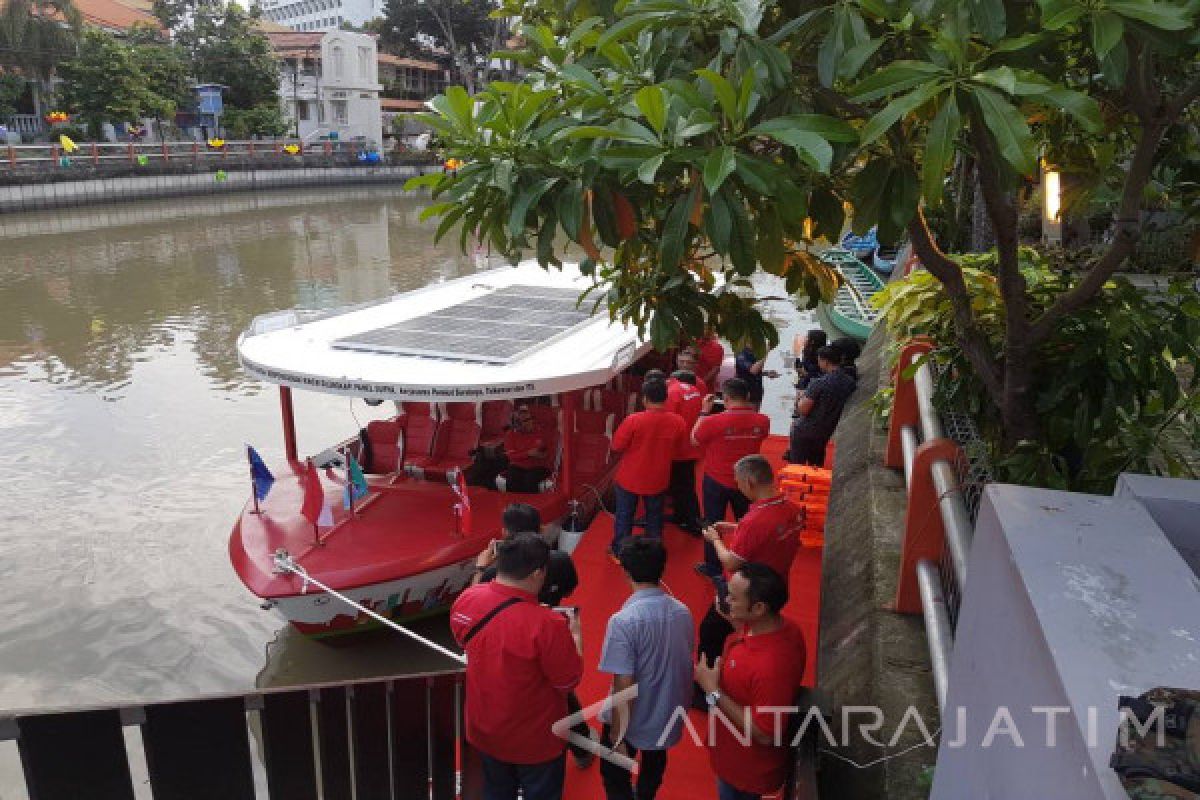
[
  {"xmin": 565, "ymin": 692, "xmax": 592, "ymax": 758},
  {"xmin": 788, "ymin": 427, "xmax": 828, "ymax": 467},
  {"xmin": 599, "ymin": 724, "xmax": 669, "ymax": 800},
  {"xmin": 667, "ymin": 459, "xmax": 701, "ymax": 529},
  {"xmin": 504, "ymin": 465, "xmax": 550, "ymax": 493}
]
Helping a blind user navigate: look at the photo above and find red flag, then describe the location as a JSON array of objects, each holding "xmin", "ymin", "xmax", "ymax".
[
  {"xmin": 301, "ymin": 458, "xmax": 325, "ymax": 526},
  {"xmin": 451, "ymin": 468, "xmax": 472, "ymax": 534}
]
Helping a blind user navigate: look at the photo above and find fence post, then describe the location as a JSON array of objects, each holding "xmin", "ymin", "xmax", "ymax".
[
  {"xmin": 885, "ymin": 338, "xmax": 935, "ymax": 469},
  {"xmin": 6, "ymin": 145, "xmax": 14, "ymax": 168},
  {"xmin": 161, "ymin": 141, "xmax": 169, "ymax": 162},
  {"xmin": 52, "ymin": 144, "xmax": 61, "ymax": 166},
  {"xmin": 128, "ymin": 142, "xmax": 135, "ymax": 164},
  {"xmin": 91, "ymin": 142, "xmax": 99, "ymax": 167},
  {"xmin": 892, "ymin": 437, "xmax": 965, "ymax": 614}
]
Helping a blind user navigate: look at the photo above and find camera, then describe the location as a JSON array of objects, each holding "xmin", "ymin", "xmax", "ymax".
[{"xmin": 710, "ymin": 393, "xmax": 725, "ymax": 413}]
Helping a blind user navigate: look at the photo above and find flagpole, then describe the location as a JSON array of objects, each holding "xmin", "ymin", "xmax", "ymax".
[{"xmin": 247, "ymin": 445, "xmax": 261, "ymax": 515}]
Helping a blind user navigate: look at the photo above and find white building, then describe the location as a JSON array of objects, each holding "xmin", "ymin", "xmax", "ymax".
[
  {"xmin": 257, "ymin": 0, "xmax": 383, "ymax": 32},
  {"xmin": 270, "ymin": 31, "xmax": 384, "ymax": 147}
]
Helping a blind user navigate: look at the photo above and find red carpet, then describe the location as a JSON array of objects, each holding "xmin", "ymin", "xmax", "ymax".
[{"xmin": 563, "ymin": 435, "xmax": 823, "ymax": 800}]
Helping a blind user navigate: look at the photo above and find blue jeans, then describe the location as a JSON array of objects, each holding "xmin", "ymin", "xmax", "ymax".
[
  {"xmin": 480, "ymin": 752, "xmax": 565, "ymax": 800},
  {"xmin": 702, "ymin": 475, "xmax": 750, "ymax": 571},
  {"xmin": 717, "ymin": 777, "xmax": 761, "ymax": 800},
  {"xmin": 612, "ymin": 483, "xmax": 664, "ymax": 553}
]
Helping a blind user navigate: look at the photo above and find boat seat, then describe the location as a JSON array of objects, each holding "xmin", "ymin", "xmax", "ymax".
[
  {"xmin": 572, "ymin": 431, "xmax": 612, "ymax": 486},
  {"xmin": 480, "ymin": 400, "xmax": 512, "ymax": 445},
  {"xmin": 363, "ymin": 417, "xmax": 406, "ymax": 474},
  {"xmin": 407, "ymin": 416, "xmax": 481, "ymax": 481},
  {"xmin": 574, "ymin": 410, "xmax": 614, "ymax": 436},
  {"xmin": 529, "ymin": 404, "xmax": 560, "ymax": 434},
  {"xmin": 586, "ymin": 389, "xmax": 631, "ymax": 421},
  {"xmin": 400, "ymin": 403, "xmax": 437, "ymax": 467}
]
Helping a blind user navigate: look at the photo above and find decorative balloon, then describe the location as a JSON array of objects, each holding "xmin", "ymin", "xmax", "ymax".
[
  {"xmin": 207, "ymin": 138, "xmax": 226, "ymax": 150},
  {"xmin": 58, "ymin": 134, "xmax": 78, "ymax": 153},
  {"xmin": 214, "ymin": 169, "xmax": 228, "ymax": 182},
  {"xmin": 45, "ymin": 111, "xmax": 69, "ymax": 124},
  {"xmin": 136, "ymin": 155, "xmax": 149, "ymax": 166},
  {"xmin": 283, "ymin": 144, "xmax": 300, "ymax": 155}
]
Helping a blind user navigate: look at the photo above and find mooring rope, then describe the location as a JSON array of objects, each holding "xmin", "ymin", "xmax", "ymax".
[{"xmin": 272, "ymin": 550, "xmax": 467, "ymax": 666}]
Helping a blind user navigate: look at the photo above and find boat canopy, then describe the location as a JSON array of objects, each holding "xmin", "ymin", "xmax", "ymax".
[{"xmin": 239, "ymin": 262, "xmax": 650, "ymax": 402}]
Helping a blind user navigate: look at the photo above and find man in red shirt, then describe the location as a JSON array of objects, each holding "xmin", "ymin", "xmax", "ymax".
[
  {"xmin": 450, "ymin": 534, "xmax": 584, "ymax": 800},
  {"xmin": 695, "ymin": 333, "xmax": 725, "ymax": 390},
  {"xmin": 501, "ymin": 404, "xmax": 550, "ymax": 492},
  {"xmin": 695, "ymin": 563, "xmax": 806, "ymax": 800},
  {"xmin": 698, "ymin": 455, "xmax": 801, "ymax": 662},
  {"xmin": 610, "ymin": 380, "xmax": 687, "ymax": 558},
  {"xmin": 664, "ymin": 370, "xmax": 704, "ymax": 534},
  {"xmin": 691, "ymin": 378, "xmax": 771, "ymax": 576},
  {"xmin": 673, "ymin": 348, "xmax": 709, "ymax": 395}
]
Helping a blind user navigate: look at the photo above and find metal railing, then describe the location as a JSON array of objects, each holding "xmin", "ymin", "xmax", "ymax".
[
  {"xmin": 0, "ymin": 669, "xmax": 468, "ymax": 800},
  {"xmin": 885, "ymin": 339, "xmax": 980, "ymax": 711}
]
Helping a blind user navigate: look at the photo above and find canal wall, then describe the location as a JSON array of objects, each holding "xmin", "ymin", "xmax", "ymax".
[
  {"xmin": 0, "ymin": 164, "xmax": 438, "ymax": 214},
  {"xmin": 817, "ymin": 325, "xmax": 940, "ymax": 798}
]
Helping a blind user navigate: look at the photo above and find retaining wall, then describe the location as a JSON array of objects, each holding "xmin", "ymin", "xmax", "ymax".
[{"xmin": 0, "ymin": 164, "xmax": 437, "ymax": 214}]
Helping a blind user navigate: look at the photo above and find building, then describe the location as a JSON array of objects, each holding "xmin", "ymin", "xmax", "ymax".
[
  {"xmin": 269, "ymin": 30, "xmax": 383, "ymax": 147},
  {"xmin": 376, "ymin": 53, "xmax": 446, "ymax": 141},
  {"xmin": 257, "ymin": 0, "xmax": 383, "ymax": 32}
]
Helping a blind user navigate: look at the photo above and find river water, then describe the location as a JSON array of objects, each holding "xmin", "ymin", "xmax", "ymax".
[{"xmin": 0, "ymin": 188, "xmax": 491, "ymax": 728}]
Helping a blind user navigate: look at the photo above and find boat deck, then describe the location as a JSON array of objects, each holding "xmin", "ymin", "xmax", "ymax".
[{"xmin": 564, "ymin": 435, "xmax": 823, "ymax": 799}]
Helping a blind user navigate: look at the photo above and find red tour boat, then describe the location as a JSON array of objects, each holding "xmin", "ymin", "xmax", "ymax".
[{"xmin": 230, "ymin": 262, "xmax": 651, "ymax": 636}]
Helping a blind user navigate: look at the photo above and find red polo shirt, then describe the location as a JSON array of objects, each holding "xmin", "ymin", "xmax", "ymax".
[
  {"xmin": 504, "ymin": 428, "xmax": 547, "ymax": 469},
  {"xmin": 692, "ymin": 407, "xmax": 771, "ymax": 488},
  {"xmin": 665, "ymin": 378, "xmax": 704, "ymax": 461},
  {"xmin": 450, "ymin": 582, "xmax": 582, "ymax": 764},
  {"xmin": 697, "ymin": 336, "xmax": 725, "ymax": 386},
  {"xmin": 709, "ymin": 620, "xmax": 807, "ymax": 795},
  {"xmin": 612, "ymin": 407, "xmax": 687, "ymax": 495},
  {"xmin": 727, "ymin": 494, "xmax": 802, "ymax": 580}
]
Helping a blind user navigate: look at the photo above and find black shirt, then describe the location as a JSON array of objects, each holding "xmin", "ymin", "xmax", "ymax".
[
  {"xmin": 479, "ymin": 549, "xmax": 579, "ymax": 607},
  {"xmin": 735, "ymin": 347, "xmax": 764, "ymax": 400},
  {"xmin": 793, "ymin": 369, "xmax": 857, "ymax": 440}
]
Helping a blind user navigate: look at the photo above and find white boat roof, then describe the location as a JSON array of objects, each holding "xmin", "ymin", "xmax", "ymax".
[{"xmin": 238, "ymin": 261, "xmax": 650, "ymax": 402}]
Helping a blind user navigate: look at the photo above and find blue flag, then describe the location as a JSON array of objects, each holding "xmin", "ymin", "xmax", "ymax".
[
  {"xmin": 343, "ymin": 452, "xmax": 368, "ymax": 510},
  {"xmin": 247, "ymin": 445, "xmax": 275, "ymax": 502}
]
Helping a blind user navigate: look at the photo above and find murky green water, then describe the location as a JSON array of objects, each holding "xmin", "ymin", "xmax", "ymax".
[{"xmin": 0, "ymin": 188, "xmax": 492, "ymax": 724}]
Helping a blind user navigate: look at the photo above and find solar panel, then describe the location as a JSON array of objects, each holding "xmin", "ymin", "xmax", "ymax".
[{"xmin": 332, "ymin": 285, "xmax": 594, "ymax": 364}]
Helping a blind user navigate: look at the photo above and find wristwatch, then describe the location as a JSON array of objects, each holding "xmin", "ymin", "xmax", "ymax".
[{"xmin": 705, "ymin": 690, "xmax": 722, "ymax": 708}]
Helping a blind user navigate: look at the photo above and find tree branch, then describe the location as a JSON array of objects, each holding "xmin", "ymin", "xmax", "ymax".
[{"xmin": 906, "ymin": 210, "xmax": 1004, "ymax": 399}]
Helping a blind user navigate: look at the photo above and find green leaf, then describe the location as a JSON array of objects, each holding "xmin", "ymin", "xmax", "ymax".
[
  {"xmin": 991, "ymin": 33, "xmax": 1047, "ymax": 52},
  {"xmin": 635, "ymin": 85, "xmax": 668, "ymax": 135},
  {"xmin": 705, "ymin": 186, "xmax": 734, "ymax": 254},
  {"xmin": 1091, "ymin": 11, "xmax": 1124, "ymax": 59},
  {"xmin": 727, "ymin": 192, "xmax": 757, "ymax": 275},
  {"xmin": 703, "ymin": 147, "xmax": 738, "ymax": 193},
  {"xmin": 638, "ymin": 153, "xmax": 666, "ymax": 184},
  {"xmin": 560, "ymin": 184, "xmax": 584, "ymax": 241},
  {"xmin": 508, "ymin": 177, "xmax": 559, "ymax": 237},
  {"xmin": 434, "ymin": 205, "xmax": 467, "ymax": 244},
  {"xmin": 881, "ymin": 164, "xmax": 919, "ymax": 244},
  {"xmin": 1106, "ymin": 0, "xmax": 1192, "ymax": 30},
  {"xmin": 695, "ymin": 68, "xmax": 738, "ymax": 121},
  {"xmin": 536, "ymin": 208, "xmax": 559, "ymax": 267},
  {"xmin": 650, "ymin": 307, "xmax": 680, "ymax": 350},
  {"xmin": 967, "ymin": 0, "xmax": 1006, "ymax": 42},
  {"xmin": 733, "ymin": 154, "xmax": 775, "ymax": 195},
  {"xmin": 755, "ymin": 206, "xmax": 786, "ymax": 274},
  {"xmin": 972, "ymin": 66, "xmax": 1016, "ymax": 95},
  {"xmin": 850, "ymin": 61, "xmax": 948, "ymax": 103},
  {"xmin": 839, "ymin": 38, "xmax": 886, "ymax": 82},
  {"xmin": 1038, "ymin": 0, "xmax": 1085, "ymax": 29},
  {"xmin": 560, "ymin": 64, "xmax": 604, "ymax": 93},
  {"xmin": 433, "ymin": 85, "xmax": 475, "ymax": 133},
  {"xmin": 922, "ymin": 96, "xmax": 960, "ymax": 208},
  {"xmin": 595, "ymin": 12, "xmax": 661, "ymax": 50},
  {"xmin": 971, "ymin": 85, "xmax": 1036, "ymax": 175},
  {"xmin": 1035, "ymin": 87, "xmax": 1103, "ymax": 133},
  {"xmin": 659, "ymin": 194, "xmax": 693, "ymax": 272},
  {"xmin": 773, "ymin": 130, "xmax": 835, "ymax": 173},
  {"xmin": 859, "ymin": 80, "xmax": 947, "ymax": 146},
  {"xmin": 736, "ymin": 70, "xmax": 757, "ymax": 122},
  {"xmin": 851, "ymin": 159, "xmax": 890, "ymax": 233},
  {"xmin": 749, "ymin": 114, "xmax": 858, "ymax": 142},
  {"xmin": 591, "ymin": 188, "xmax": 621, "ymax": 248}
]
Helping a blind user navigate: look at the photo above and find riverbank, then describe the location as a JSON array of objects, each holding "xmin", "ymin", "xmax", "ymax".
[{"xmin": 0, "ymin": 163, "xmax": 439, "ymax": 213}]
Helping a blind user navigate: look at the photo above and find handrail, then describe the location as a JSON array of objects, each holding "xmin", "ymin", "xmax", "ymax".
[{"xmin": 887, "ymin": 336, "xmax": 977, "ymax": 714}]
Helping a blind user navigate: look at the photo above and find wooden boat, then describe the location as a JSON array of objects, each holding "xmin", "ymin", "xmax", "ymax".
[
  {"xmin": 230, "ymin": 262, "xmax": 651, "ymax": 636},
  {"xmin": 872, "ymin": 241, "xmax": 901, "ymax": 274},
  {"xmin": 818, "ymin": 247, "xmax": 886, "ymax": 341}
]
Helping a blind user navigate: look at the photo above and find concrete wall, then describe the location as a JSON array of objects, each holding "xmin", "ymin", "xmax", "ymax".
[
  {"xmin": 816, "ymin": 325, "xmax": 940, "ymax": 798},
  {"xmin": 0, "ymin": 165, "xmax": 434, "ymax": 214}
]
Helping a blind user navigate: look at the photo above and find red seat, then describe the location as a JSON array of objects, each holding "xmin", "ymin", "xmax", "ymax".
[
  {"xmin": 481, "ymin": 400, "xmax": 512, "ymax": 444},
  {"xmin": 363, "ymin": 417, "xmax": 405, "ymax": 473},
  {"xmin": 572, "ymin": 431, "xmax": 612, "ymax": 485},
  {"xmin": 400, "ymin": 402, "xmax": 437, "ymax": 466},
  {"xmin": 444, "ymin": 402, "xmax": 479, "ymax": 422},
  {"xmin": 411, "ymin": 416, "xmax": 481, "ymax": 480},
  {"xmin": 574, "ymin": 410, "xmax": 614, "ymax": 436},
  {"xmin": 530, "ymin": 404, "xmax": 559, "ymax": 434}
]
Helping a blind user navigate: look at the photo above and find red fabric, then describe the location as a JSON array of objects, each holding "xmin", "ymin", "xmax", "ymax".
[
  {"xmin": 452, "ymin": 468, "xmax": 472, "ymax": 533},
  {"xmin": 709, "ymin": 620, "xmax": 807, "ymax": 795},
  {"xmin": 612, "ymin": 408, "xmax": 687, "ymax": 495},
  {"xmin": 697, "ymin": 336, "xmax": 724, "ymax": 386},
  {"xmin": 665, "ymin": 378, "xmax": 704, "ymax": 460},
  {"xmin": 450, "ymin": 582, "xmax": 582, "ymax": 764},
  {"xmin": 504, "ymin": 428, "xmax": 548, "ymax": 469},
  {"xmin": 693, "ymin": 408, "xmax": 771, "ymax": 488},
  {"xmin": 364, "ymin": 417, "xmax": 404, "ymax": 473},
  {"xmin": 572, "ymin": 432, "xmax": 611, "ymax": 482},
  {"xmin": 481, "ymin": 400, "xmax": 513, "ymax": 441},
  {"xmin": 727, "ymin": 494, "xmax": 802, "ymax": 580},
  {"xmin": 300, "ymin": 460, "xmax": 324, "ymax": 525}
]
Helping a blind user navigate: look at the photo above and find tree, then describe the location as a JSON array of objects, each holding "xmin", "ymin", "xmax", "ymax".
[
  {"xmin": 128, "ymin": 23, "xmax": 193, "ymax": 123},
  {"xmin": 153, "ymin": 0, "xmax": 279, "ymax": 111},
  {"xmin": 0, "ymin": 72, "xmax": 24, "ymax": 118},
  {"xmin": 223, "ymin": 103, "xmax": 287, "ymax": 138},
  {"xmin": 408, "ymin": 0, "xmax": 1199, "ymax": 476},
  {"xmin": 0, "ymin": 0, "xmax": 82, "ymax": 116},
  {"xmin": 58, "ymin": 29, "xmax": 150, "ymax": 138},
  {"xmin": 377, "ymin": 0, "xmax": 508, "ymax": 92}
]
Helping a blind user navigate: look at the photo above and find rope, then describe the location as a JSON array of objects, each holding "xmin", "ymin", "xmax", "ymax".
[{"xmin": 272, "ymin": 551, "xmax": 467, "ymax": 666}]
